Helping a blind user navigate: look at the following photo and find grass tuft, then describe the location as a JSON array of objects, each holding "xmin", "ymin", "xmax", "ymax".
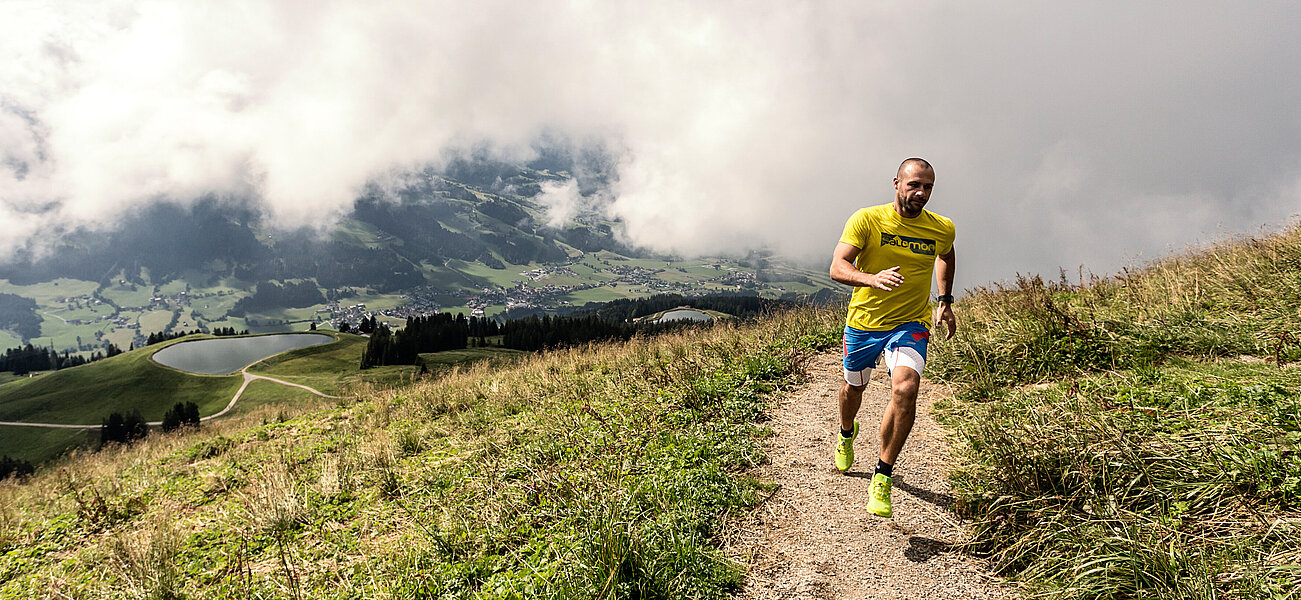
[{"xmin": 110, "ymin": 515, "xmax": 183, "ymax": 600}]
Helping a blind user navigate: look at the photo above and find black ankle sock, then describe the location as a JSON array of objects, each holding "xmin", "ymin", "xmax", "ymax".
[
  {"xmin": 875, "ymin": 459, "xmax": 894, "ymax": 477},
  {"xmin": 840, "ymin": 427, "xmax": 854, "ymax": 438}
]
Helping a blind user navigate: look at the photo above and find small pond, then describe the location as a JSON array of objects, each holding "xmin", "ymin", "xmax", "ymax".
[
  {"xmin": 658, "ymin": 309, "xmax": 712, "ymax": 323},
  {"xmin": 151, "ymin": 333, "xmax": 333, "ymax": 375}
]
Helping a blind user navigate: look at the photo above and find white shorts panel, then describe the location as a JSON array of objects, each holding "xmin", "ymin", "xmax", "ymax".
[
  {"xmin": 885, "ymin": 346, "xmax": 925, "ymax": 377},
  {"xmin": 843, "ymin": 367, "xmax": 872, "ymax": 387}
]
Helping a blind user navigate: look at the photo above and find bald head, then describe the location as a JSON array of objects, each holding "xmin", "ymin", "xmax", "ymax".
[
  {"xmin": 897, "ymin": 157, "xmax": 934, "ymax": 177},
  {"xmin": 893, "ymin": 157, "xmax": 935, "ymax": 218}
]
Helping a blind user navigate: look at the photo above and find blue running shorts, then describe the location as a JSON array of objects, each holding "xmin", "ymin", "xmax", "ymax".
[{"xmin": 842, "ymin": 322, "xmax": 930, "ymax": 386}]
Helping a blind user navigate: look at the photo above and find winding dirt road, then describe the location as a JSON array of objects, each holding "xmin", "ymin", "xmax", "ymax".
[{"xmin": 0, "ymin": 370, "xmax": 337, "ymax": 429}]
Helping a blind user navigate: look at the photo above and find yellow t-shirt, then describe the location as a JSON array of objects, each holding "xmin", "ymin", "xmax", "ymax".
[{"xmin": 839, "ymin": 204, "xmax": 955, "ymax": 331}]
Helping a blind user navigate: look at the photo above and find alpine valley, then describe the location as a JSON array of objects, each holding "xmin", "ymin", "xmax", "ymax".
[{"xmin": 0, "ymin": 152, "xmax": 835, "ymax": 357}]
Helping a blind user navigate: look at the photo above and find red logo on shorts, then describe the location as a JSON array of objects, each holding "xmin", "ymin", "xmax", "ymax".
[{"xmin": 911, "ymin": 331, "xmax": 930, "ymax": 342}]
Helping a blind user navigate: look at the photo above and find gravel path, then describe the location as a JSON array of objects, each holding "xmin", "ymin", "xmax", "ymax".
[{"xmin": 725, "ymin": 351, "xmax": 1017, "ymax": 599}]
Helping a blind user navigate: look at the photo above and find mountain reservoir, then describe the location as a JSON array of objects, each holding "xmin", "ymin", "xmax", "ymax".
[
  {"xmin": 657, "ymin": 309, "xmax": 713, "ymax": 323},
  {"xmin": 151, "ymin": 333, "xmax": 334, "ymax": 375}
]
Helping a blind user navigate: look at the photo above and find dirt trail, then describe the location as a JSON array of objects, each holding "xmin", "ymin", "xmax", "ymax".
[{"xmin": 726, "ymin": 351, "xmax": 1015, "ymax": 599}]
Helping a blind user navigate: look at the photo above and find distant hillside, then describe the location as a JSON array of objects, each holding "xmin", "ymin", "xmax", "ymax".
[{"xmin": 0, "ymin": 293, "xmax": 41, "ymax": 340}]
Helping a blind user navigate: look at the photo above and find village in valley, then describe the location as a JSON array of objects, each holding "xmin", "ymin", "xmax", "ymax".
[
  {"xmin": 2, "ymin": 251, "xmax": 823, "ymax": 357},
  {"xmin": 350, "ymin": 257, "xmax": 784, "ymax": 323}
]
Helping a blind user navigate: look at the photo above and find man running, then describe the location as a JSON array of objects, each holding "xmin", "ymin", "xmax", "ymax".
[{"xmin": 829, "ymin": 157, "xmax": 957, "ymax": 518}]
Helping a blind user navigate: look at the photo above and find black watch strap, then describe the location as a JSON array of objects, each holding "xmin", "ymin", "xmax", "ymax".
[{"xmin": 936, "ymin": 294, "xmax": 954, "ymax": 304}]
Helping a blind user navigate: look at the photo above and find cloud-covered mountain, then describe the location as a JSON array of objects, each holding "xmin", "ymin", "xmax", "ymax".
[{"xmin": 0, "ymin": 155, "xmax": 637, "ymax": 294}]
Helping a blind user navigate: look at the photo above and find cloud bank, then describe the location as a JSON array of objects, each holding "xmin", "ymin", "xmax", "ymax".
[{"xmin": 3, "ymin": 1, "xmax": 1300, "ymax": 287}]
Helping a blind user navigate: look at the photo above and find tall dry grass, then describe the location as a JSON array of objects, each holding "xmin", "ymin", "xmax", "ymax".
[
  {"xmin": 931, "ymin": 223, "xmax": 1301, "ymax": 393},
  {"xmin": 932, "ymin": 223, "xmax": 1301, "ymax": 599}
]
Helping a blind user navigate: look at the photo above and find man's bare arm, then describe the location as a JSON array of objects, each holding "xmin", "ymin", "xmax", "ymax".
[
  {"xmin": 830, "ymin": 241, "xmax": 903, "ymax": 290},
  {"xmin": 933, "ymin": 247, "xmax": 957, "ymax": 339}
]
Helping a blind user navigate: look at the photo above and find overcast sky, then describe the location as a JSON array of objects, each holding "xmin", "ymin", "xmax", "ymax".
[{"xmin": 3, "ymin": 1, "xmax": 1300, "ymax": 290}]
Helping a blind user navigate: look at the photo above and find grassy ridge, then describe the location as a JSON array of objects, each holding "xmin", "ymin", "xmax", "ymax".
[
  {"xmin": 929, "ymin": 223, "xmax": 1301, "ymax": 598},
  {"xmin": 0, "ymin": 308, "xmax": 842, "ymax": 598}
]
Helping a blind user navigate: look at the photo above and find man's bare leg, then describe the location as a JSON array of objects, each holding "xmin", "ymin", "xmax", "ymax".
[
  {"xmin": 879, "ymin": 366, "xmax": 920, "ymax": 465},
  {"xmin": 834, "ymin": 379, "xmax": 868, "ymax": 471},
  {"xmin": 839, "ymin": 380, "xmax": 865, "ymax": 432}
]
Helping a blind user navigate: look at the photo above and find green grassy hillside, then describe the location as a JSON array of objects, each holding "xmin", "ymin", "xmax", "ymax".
[
  {"xmin": 928, "ymin": 223, "xmax": 1301, "ymax": 598},
  {"xmin": 0, "ymin": 333, "xmax": 422, "ymax": 464},
  {"xmin": 245, "ymin": 332, "xmax": 420, "ymax": 395},
  {"xmin": 0, "ymin": 427, "xmax": 97, "ymax": 472},
  {"xmin": 0, "ymin": 338, "xmax": 242, "ymax": 425},
  {"xmin": 416, "ymin": 347, "xmax": 529, "ymax": 375},
  {"xmin": 0, "ymin": 338, "xmax": 244, "ymax": 463},
  {"xmin": 0, "ymin": 308, "xmax": 839, "ymax": 598}
]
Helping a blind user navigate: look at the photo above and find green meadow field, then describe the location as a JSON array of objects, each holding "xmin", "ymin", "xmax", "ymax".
[
  {"xmin": 0, "ymin": 332, "xmax": 454, "ymax": 464},
  {"xmin": 0, "ymin": 331, "xmax": 21, "ymax": 352},
  {"xmin": 417, "ymin": 347, "xmax": 529, "ymax": 375},
  {"xmin": 0, "ymin": 337, "xmax": 246, "ymax": 462},
  {"xmin": 0, "ymin": 277, "xmax": 98, "ymax": 303},
  {"xmin": 248, "ymin": 333, "xmax": 421, "ymax": 395},
  {"xmin": 98, "ymin": 282, "xmax": 154, "ymax": 308},
  {"xmin": 0, "ymin": 426, "xmax": 96, "ymax": 467},
  {"xmin": 0, "ymin": 339, "xmax": 244, "ymax": 426}
]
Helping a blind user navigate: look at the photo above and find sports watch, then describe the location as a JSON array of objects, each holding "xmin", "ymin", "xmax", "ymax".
[{"xmin": 935, "ymin": 294, "xmax": 954, "ymax": 304}]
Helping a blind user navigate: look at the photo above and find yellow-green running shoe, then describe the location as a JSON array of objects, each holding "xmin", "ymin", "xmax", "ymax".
[
  {"xmin": 867, "ymin": 473, "xmax": 893, "ymax": 518},
  {"xmin": 834, "ymin": 420, "xmax": 859, "ymax": 472}
]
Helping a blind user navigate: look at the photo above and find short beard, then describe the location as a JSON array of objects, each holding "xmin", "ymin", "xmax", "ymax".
[{"xmin": 896, "ymin": 197, "xmax": 923, "ymax": 217}]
